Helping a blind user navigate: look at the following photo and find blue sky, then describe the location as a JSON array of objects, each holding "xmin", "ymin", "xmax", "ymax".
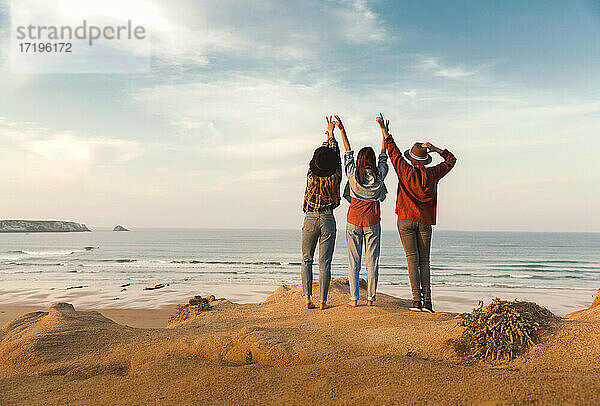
[{"xmin": 0, "ymin": 0, "xmax": 599, "ymax": 231}]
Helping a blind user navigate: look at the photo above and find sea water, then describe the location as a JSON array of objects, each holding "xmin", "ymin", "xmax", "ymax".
[{"xmin": 1, "ymin": 229, "xmax": 598, "ymax": 314}]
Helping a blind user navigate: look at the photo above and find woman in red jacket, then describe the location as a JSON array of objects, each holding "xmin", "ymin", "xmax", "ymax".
[{"xmin": 377, "ymin": 114, "xmax": 456, "ymax": 313}]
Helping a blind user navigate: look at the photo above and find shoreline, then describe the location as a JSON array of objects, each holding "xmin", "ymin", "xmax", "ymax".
[{"xmin": 1, "ymin": 283, "xmax": 596, "ymax": 329}]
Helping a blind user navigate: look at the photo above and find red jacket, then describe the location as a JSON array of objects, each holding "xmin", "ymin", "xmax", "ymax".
[{"xmin": 386, "ymin": 136, "xmax": 456, "ymax": 225}]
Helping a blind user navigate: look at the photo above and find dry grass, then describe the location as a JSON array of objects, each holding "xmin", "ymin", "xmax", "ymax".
[{"xmin": 167, "ymin": 296, "xmax": 212, "ymax": 326}]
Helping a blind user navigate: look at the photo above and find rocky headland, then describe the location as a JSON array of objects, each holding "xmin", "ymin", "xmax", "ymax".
[
  {"xmin": 0, "ymin": 220, "xmax": 90, "ymax": 233},
  {"xmin": 113, "ymin": 225, "xmax": 129, "ymax": 231}
]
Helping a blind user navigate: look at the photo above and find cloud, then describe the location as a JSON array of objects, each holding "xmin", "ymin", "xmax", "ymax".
[
  {"xmin": 131, "ymin": 75, "xmax": 338, "ymax": 143},
  {"xmin": 460, "ymin": 137, "xmax": 575, "ymax": 150},
  {"xmin": 334, "ymin": 0, "xmax": 387, "ymax": 44},
  {"xmin": 243, "ymin": 165, "xmax": 306, "ymax": 181},
  {"xmin": 24, "ymin": 134, "xmax": 142, "ymax": 164},
  {"xmin": 146, "ymin": 0, "xmax": 389, "ymax": 67},
  {"xmin": 130, "ymin": 73, "xmax": 403, "ymax": 164},
  {"xmin": 417, "ymin": 56, "xmax": 492, "ymax": 79},
  {"xmin": 1, "ymin": 0, "xmax": 390, "ymax": 74},
  {"xmin": 0, "ymin": 118, "xmax": 143, "ymax": 183}
]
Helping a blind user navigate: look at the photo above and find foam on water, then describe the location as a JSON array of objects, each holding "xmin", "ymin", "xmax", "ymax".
[{"xmin": 0, "ymin": 229, "xmax": 598, "ymax": 311}]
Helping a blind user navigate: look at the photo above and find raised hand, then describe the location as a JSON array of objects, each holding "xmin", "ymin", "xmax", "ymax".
[
  {"xmin": 325, "ymin": 116, "xmax": 335, "ymax": 138},
  {"xmin": 334, "ymin": 115, "xmax": 351, "ymax": 151},
  {"xmin": 376, "ymin": 113, "xmax": 391, "ymax": 138},
  {"xmin": 334, "ymin": 115, "xmax": 345, "ymax": 133},
  {"xmin": 422, "ymin": 142, "xmax": 442, "ymax": 154}
]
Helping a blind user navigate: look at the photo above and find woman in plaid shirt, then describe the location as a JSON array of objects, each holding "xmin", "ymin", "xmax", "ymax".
[{"xmin": 301, "ymin": 116, "xmax": 342, "ymax": 310}]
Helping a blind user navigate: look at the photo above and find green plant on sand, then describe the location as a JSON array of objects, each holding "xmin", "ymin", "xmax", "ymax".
[
  {"xmin": 453, "ymin": 298, "xmax": 558, "ymax": 361},
  {"xmin": 245, "ymin": 351, "xmax": 253, "ymax": 365}
]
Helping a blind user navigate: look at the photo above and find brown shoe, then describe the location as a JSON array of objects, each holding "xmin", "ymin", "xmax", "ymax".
[
  {"xmin": 366, "ymin": 300, "xmax": 374, "ymax": 307},
  {"xmin": 320, "ymin": 301, "xmax": 328, "ymax": 310},
  {"xmin": 347, "ymin": 300, "xmax": 358, "ymax": 307}
]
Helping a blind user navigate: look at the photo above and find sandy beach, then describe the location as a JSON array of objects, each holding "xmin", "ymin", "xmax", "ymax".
[{"xmin": 1, "ymin": 278, "xmax": 599, "ymax": 405}]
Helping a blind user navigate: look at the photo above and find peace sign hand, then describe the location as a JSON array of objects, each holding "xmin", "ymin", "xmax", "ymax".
[
  {"xmin": 334, "ymin": 115, "xmax": 345, "ymax": 132},
  {"xmin": 325, "ymin": 116, "xmax": 335, "ymax": 138},
  {"xmin": 376, "ymin": 113, "xmax": 390, "ymax": 135}
]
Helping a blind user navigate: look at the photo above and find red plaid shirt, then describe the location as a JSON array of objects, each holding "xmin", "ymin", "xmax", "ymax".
[{"xmin": 303, "ymin": 138, "xmax": 342, "ymax": 213}]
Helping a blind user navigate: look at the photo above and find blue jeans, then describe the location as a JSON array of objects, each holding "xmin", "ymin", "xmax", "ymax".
[
  {"xmin": 301, "ymin": 212, "xmax": 336, "ymax": 302},
  {"xmin": 346, "ymin": 222, "xmax": 381, "ymax": 301},
  {"xmin": 397, "ymin": 218, "xmax": 432, "ymax": 302}
]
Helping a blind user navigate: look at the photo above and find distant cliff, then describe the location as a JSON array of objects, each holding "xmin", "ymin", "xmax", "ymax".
[{"xmin": 0, "ymin": 220, "xmax": 91, "ymax": 233}]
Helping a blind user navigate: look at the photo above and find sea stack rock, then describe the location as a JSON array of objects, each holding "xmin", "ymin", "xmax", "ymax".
[{"xmin": 113, "ymin": 225, "xmax": 129, "ymax": 231}]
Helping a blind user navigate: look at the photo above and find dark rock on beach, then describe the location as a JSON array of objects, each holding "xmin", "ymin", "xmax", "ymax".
[
  {"xmin": 0, "ymin": 220, "xmax": 91, "ymax": 233},
  {"xmin": 143, "ymin": 284, "xmax": 169, "ymax": 291}
]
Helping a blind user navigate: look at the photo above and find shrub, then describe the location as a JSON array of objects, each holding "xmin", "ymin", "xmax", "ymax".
[
  {"xmin": 453, "ymin": 298, "xmax": 558, "ymax": 361},
  {"xmin": 168, "ymin": 300, "xmax": 212, "ymax": 325},
  {"xmin": 245, "ymin": 351, "xmax": 253, "ymax": 365}
]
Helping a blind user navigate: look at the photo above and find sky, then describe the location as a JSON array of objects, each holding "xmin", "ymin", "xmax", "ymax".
[{"xmin": 0, "ymin": 0, "xmax": 599, "ymax": 232}]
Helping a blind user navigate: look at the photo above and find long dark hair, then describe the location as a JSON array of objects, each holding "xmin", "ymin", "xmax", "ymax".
[
  {"xmin": 356, "ymin": 147, "xmax": 377, "ymax": 185},
  {"xmin": 415, "ymin": 164, "xmax": 428, "ymax": 188}
]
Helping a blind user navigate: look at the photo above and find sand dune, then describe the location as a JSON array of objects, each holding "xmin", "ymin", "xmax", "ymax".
[{"xmin": 1, "ymin": 278, "xmax": 599, "ymax": 405}]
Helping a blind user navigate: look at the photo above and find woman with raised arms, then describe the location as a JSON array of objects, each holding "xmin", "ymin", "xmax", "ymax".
[
  {"xmin": 378, "ymin": 113, "xmax": 456, "ymax": 313},
  {"xmin": 301, "ymin": 116, "xmax": 342, "ymax": 310},
  {"xmin": 335, "ymin": 115, "xmax": 389, "ymax": 307}
]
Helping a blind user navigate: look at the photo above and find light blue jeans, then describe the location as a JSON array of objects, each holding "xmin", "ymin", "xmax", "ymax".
[
  {"xmin": 301, "ymin": 212, "xmax": 336, "ymax": 302},
  {"xmin": 346, "ymin": 222, "xmax": 381, "ymax": 301}
]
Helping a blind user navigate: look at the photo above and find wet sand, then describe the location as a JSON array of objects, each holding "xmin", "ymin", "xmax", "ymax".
[{"xmin": 1, "ymin": 279, "xmax": 595, "ymax": 318}]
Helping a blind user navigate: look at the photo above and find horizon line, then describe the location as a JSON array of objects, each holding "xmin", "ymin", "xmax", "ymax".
[{"xmin": 81, "ymin": 226, "xmax": 600, "ymax": 234}]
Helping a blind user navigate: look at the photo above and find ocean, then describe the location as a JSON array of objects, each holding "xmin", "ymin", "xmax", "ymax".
[{"xmin": 1, "ymin": 229, "xmax": 598, "ymax": 314}]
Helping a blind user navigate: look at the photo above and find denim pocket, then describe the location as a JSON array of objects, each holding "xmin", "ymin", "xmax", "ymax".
[
  {"xmin": 323, "ymin": 218, "xmax": 337, "ymax": 235},
  {"xmin": 302, "ymin": 218, "xmax": 316, "ymax": 233},
  {"xmin": 397, "ymin": 218, "xmax": 415, "ymax": 232}
]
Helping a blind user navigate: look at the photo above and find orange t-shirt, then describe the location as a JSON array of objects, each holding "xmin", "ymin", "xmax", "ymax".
[{"xmin": 347, "ymin": 197, "xmax": 380, "ymax": 227}]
